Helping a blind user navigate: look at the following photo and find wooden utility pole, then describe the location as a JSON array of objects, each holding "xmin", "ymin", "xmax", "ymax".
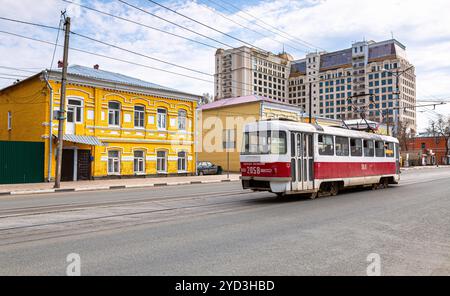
[{"xmin": 54, "ymin": 16, "xmax": 71, "ymax": 189}]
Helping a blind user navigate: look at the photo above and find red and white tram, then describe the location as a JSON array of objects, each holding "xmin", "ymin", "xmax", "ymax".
[{"xmin": 240, "ymin": 120, "xmax": 400, "ymax": 198}]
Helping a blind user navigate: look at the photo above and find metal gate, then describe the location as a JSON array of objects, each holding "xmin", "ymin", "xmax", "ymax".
[{"xmin": 0, "ymin": 141, "xmax": 45, "ymax": 184}]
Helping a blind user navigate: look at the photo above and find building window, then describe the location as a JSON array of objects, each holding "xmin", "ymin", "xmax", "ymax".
[
  {"xmin": 177, "ymin": 151, "xmax": 187, "ymax": 172},
  {"xmin": 157, "ymin": 108, "xmax": 167, "ymax": 130},
  {"xmin": 178, "ymin": 109, "xmax": 187, "ymax": 131},
  {"xmin": 134, "ymin": 105, "xmax": 145, "ymax": 128},
  {"xmin": 67, "ymin": 99, "xmax": 83, "ymax": 123},
  {"xmin": 134, "ymin": 150, "xmax": 145, "ymax": 174},
  {"xmin": 108, "ymin": 150, "xmax": 120, "ymax": 174},
  {"xmin": 7, "ymin": 111, "xmax": 11, "ymax": 130},
  {"xmin": 156, "ymin": 150, "xmax": 167, "ymax": 173},
  {"xmin": 108, "ymin": 102, "xmax": 120, "ymax": 126}
]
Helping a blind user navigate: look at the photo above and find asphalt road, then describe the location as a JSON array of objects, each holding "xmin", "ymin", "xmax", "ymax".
[{"xmin": 0, "ymin": 167, "xmax": 449, "ymax": 275}]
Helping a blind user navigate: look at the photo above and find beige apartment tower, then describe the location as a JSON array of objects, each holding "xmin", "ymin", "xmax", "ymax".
[{"xmin": 214, "ymin": 39, "xmax": 417, "ymax": 133}]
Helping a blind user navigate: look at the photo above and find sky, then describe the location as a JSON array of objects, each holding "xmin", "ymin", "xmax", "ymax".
[{"xmin": 0, "ymin": 0, "xmax": 449, "ymax": 132}]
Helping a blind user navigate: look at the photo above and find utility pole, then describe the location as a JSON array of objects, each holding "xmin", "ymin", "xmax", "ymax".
[
  {"xmin": 308, "ymin": 82, "xmax": 312, "ymax": 123},
  {"xmin": 54, "ymin": 16, "xmax": 71, "ymax": 189}
]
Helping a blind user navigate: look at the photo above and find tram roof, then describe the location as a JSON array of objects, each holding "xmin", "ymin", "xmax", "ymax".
[{"xmin": 244, "ymin": 120, "xmax": 399, "ymax": 143}]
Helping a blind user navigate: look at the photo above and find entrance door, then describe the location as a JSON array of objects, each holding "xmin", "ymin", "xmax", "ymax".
[
  {"xmin": 290, "ymin": 132, "xmax": 302, "ymax": 191},
  {"xmin": 61, "ymin": 149, "xmax": 74, "ymax": 181},
  {"xmin": 77, "ymin": 150, "xmax": 92, "ymax": 180},
  {"xmin": 302, "ymin": 133, "xmax": 314, "ymax": 190},
  {"xmin": 66, "ymin": 106, "xmax": 75, "ymax": 135}
]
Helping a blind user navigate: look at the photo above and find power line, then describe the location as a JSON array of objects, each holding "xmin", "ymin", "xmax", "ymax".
[
  {"xmin": 0, "ymin": 16, "xmax": 60, "ymax": 30},
  {"xmin": 0, "ymin": 30, "xmax": 257, "ymax": 94},
  {"xmin": 70, "ymin": 31, "xmax": 212, "ymax": 77},
  {"xmin": 0, "ymin": 66, "xmax": 37, "ymax": 74},
  {"xmin": 213, "ymin": 0, "xmax": 325, "ymax": 52},
  {"xmin": 144, "ymin": 0, "xmax": 269, "ymax": 53},
  {"xmin": 198, "ymin": 1, "xmax": 308, "ymax": 54},
  {"xmin": 203, "ymin": 0, "xmax": 311, "ymax": 53},
  {"xmin": 62, "ymin": 0, "xmax": 217, "ymax": 50}
]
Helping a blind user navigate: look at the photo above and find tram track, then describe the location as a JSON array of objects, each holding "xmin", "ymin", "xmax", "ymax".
[{"xmin": 0, "ymin": 188, "xmax": 247, "ymax": 219}]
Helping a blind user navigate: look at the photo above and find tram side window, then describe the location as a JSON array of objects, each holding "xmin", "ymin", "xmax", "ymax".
[
  {"xmin": 335, "ymin": 136, "xmax": 349, "ymax": 156},
  {"xmin": 375, "ymin": 141, "xmax": 385, "ymax": 157},
  {"xmin": 363, "ymin": 140, "xmax": 375, "ymax": 157},
  {"xmin": 318, "ymin": 134, "xmax": 334, "ymax": 156},
  {"xmin": 386, "ymin": 142, "xmax": 395, "ymax": 157},
  {"xmin": 350, "ymin": 138, "xmax": 363, "ymax": 157}
]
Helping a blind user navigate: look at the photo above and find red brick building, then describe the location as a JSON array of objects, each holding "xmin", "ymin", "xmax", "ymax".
[{"xmin": 403, "ymin": 134, "xmax": 450, "ymax": 166}]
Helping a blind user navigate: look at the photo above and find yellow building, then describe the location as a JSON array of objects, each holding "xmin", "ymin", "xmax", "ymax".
[
  {"xmin": 198, "ymin": 95, "xmax": 341, "ymax": 172},
  {"xmin": 0, "ymin": 65, "xmax": 201, "ymax": 183}
]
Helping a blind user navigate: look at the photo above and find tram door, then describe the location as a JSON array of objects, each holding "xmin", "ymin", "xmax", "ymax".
[{"xmin": 290, "ymin": 132, "xmax": 314, "ymax": 191}]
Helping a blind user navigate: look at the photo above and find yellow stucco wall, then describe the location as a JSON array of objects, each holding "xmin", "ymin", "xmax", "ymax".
[{"xmin": 0, "ymin": 74, "xmax": 198, "ymax": 181}]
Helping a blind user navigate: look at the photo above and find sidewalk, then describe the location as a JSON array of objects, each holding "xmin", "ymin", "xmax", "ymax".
[
  {"xmin": 401, "ymin": 165, "xmax": 450, "ymax": 171},
  {"xmin": 0, "ymin": 174, "xmax": 241, "ymax": 196}
]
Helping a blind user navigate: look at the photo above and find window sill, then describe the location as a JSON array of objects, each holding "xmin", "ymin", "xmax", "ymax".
[{"xmin": 157, "ymin": 171, "xmax": 168, "ymax": 174}]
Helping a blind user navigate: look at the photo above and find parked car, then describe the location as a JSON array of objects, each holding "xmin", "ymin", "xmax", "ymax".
[{"xmin": 197, "ymin": 161, "xmax": 222, "ymax": 175}]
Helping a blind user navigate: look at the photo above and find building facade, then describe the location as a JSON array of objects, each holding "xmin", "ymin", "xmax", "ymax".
[
  {"xmin": 403, "ymin": 134, "xmax": 450, "ymax": 166},
  {"xmin": 214, "ymin": 39, "xmax": 416, "ymax": 133},
  {"xmin": 0, "ymin": 65, "xmax": 200, "ymax": 183},
  {"xmin": 198, "ymin": 95, "xmax": 339, "ymax": 172},
  {"xmin": 214, "ymin": 47, "xmax": 292, "ymax": 102}
]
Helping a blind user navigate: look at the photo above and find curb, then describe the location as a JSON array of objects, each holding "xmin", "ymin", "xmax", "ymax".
[{"xmin": 0, "ymin": 179, "xmax": 240, "ymax": 197}]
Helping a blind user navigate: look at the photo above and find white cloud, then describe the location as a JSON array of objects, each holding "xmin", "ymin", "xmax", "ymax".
[{"xmin": 0, "ymin": 0, "xmax": 449, "ymax": 131}]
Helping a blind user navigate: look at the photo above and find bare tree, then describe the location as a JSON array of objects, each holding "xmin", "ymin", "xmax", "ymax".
[
  {"xmin": 427, "ymin": 116, "xmax": 450, "ymax": 164},
  {"xmin": 200, "ymin": 93, "xmax": 213, "ymax": 105},
  {"xmin": 396, "ymin": 119, "xmax": 411, "ymax": 152}
]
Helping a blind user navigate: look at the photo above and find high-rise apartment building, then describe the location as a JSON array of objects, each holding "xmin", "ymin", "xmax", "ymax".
[
  {"xmin": 214, "ymin": 46, "xmax": 292, "ymax": 102},
  {"xmin": 214, "ymin": 39, "xmax": 416, "ymax": 132}
]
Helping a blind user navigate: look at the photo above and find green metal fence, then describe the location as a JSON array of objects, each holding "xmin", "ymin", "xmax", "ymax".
[{"xmin": 0, "ymin": 141, "xmax": 45, "ymax": 184}]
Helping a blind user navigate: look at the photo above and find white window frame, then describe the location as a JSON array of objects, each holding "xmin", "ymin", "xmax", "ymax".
[
  {"xmin": 108, "ymin": 101, "xmax": 121, "ymax": 127},
  {"xmin": 67, "ymin": 98, "xmax": 84, "ymax": 123},
  {"xmin": 133, "ymin": 150, "xmax": 145, "ymax": 174},
  {"xmin": 178, "ymin": 109, "xmax": 187, "ymax": 131},
  {"xmin": 177, "ymin": 151, "xmax": 187, "ymax": 172},
  {"xmin": 107, "ymin": 150, "xmax": 120, "ymax": 175},
  {"xmin": 157, "ymin": 108, "xmax": 167, "ymax": 130},
  {"xmin": 134, "ymin": 105, "xmax": 145, "ymax": 129},
  {"xmin": 7, "ymin": 111, "xmax": 12, "ymax": 130},
  {"xmin": 156, "ymin": 150, "xmax": 167, "ymax": 173}
]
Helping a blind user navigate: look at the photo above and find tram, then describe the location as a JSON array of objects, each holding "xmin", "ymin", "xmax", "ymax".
[{"xmin": 240, "ymin": 120, "xmax": 400, "ymax": 198}]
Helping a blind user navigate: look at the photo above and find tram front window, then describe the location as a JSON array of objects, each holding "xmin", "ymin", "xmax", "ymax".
[{"xmin": 243, "ymin": 131, "xmax": 287, "ymax": 155}]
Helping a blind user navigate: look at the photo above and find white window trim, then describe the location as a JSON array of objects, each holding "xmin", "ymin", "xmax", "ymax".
[
  {"xmin": 156, "ymin": 150, "xmax": 168, "ymax": 174},
  {"xmin": 157, "ymin": 108, "xmax": 167, "ymax": 131},
  {"xmin": 134, "ymin": 105, "xmax": 145, "ymax": 129},
  {"xmin": 178, "ymin": 109, "xmax": 187, "ymax": 131},
  {"xmin": 177, "ymin": 150, "xmax": 188, "ymax": 173},
  {"xmin": 133, "ymin": 150, "xmax": 146, "ymax": 175},
  {"xmin": 67, "ymin": 97, "xmax": 84, "ymax": 123},
  {"xmin": 108, "ymin": 102, "xmax": 121, "ymax": 127},
  {"xmin": 107, "ymin": 150, "xmax": 121, "ymax": 175}
]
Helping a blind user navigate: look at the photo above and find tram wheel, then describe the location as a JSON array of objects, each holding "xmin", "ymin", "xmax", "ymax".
[
  {"xmin": 330, "ymin": 182, "xmax": 339, "ymax": 196},
  {"xmin": 276, "ymin": 193, "xmax": 286, "ymax": 199},
  {"xmin": 310, "ymin": 192, "xmax": 318, "ymax": 200}
]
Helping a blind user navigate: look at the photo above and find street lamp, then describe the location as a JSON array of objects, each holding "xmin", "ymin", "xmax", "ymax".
[{"xmin": 381, "ymin": 65, "xmax": 414, "ymax": 136}]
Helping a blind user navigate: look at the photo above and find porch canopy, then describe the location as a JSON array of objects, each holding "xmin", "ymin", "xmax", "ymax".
[{"xmin": 54, "ymin": 134, "xmax": 103, "ymax": 146}]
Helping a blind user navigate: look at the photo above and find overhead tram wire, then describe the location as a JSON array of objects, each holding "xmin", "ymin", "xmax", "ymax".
[
  {"xmin": 62, "ymin": 0, "xmax": 217, "ymax": 50},
  {"xmin": 197, "ymin": 1, "xmax": 309, "ymax": 55},
  {"xmin": 203, "ymin": 0, "xmax": 314, "ymax": 53},
  {"xmin": 114, "ymin": 0, "xmax": 280, "ymax": 63},
  {"xmin": 213, "ymin": 0, "xmax": 325, "ymax": 52},
  {"xmin": 0, "ymin": 30, "xmax": 258, "ymax": 94},
  {"xmin": 59, "ymin": 1, "xmax": 259, "ymax": 92},
  {"xmin": 143, "ymin": 0, "xmax": 276, "ymax": 54},
  {"xmin": 0, "ymin": 66, "xmax": 37, "ymax": 74}
]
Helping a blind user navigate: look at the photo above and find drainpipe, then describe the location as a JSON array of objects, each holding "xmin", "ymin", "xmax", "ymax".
[{"xmin": 43, "ymin": 71, "xmax": 53, "ymax": 182}]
